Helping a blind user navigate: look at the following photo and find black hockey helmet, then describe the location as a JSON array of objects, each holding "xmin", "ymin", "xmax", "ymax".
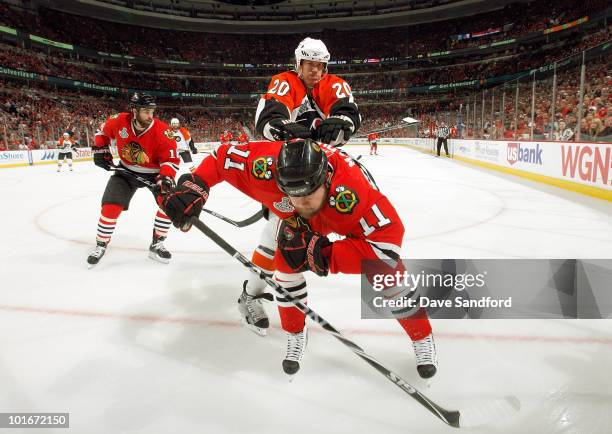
[
  {"xmin": 276, "ymin": 139, "xmax": 328, "ymax": 197},
  {"xmin": 129, "ymin": 92, "xmax": 156, "ymax": 109}
]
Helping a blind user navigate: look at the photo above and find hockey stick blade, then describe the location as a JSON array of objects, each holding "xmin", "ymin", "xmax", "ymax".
[
  {"xmin": 110, "ymin": 167, "xmax": 262, "ymax": 228},
  {"xmin": 189, "ymin": 216, "xmax": 465, "ymax": 428}
]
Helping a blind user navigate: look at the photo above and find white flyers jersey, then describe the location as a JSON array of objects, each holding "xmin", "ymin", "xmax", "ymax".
[
  {"xmin": 172, "ymin": 127, "xmax": 192, "ymax": 152},
  {"xmin": 58, "ymin": 138, "xmax": 76, "ymax": 153}
]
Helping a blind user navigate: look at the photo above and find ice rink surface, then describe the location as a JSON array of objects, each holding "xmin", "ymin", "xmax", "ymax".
[{"xmin": 1, "ymin": 145, "xmax": 611, "ymax": 433}]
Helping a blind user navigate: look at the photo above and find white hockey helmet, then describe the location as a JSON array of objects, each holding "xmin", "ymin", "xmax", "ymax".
[
  {"xmin": 295, "ymin": 37, "xmax": 330, "ymax": 72},
  {"xmin": 170, "ymin": 118, "xmax": 180, "ymax": 127},
  {"xmin": 63, "ymin": 132, "xmax": 70, "ymax": 137}
]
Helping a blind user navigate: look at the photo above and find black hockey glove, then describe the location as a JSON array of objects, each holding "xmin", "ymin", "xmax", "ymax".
[
  {"xmin": 93, "ymin": 146, "xmax": 113, "ymax": 170},
  {"xmin": 315, "ymin": 116, "xmax": 354, "ymax": 147},
  {"xmin": 277, "ymin": 216, "xmax": 331, "ymax": 277},
  {"xmin": 268, "ymin": 119, "xmax": 312, "ymax": 141},
  {"xmin": 157, "ymin": 173, "xmax": 209, "ymax": 232},
  {"xmin": 189, "ymin": 139, "xmax": 198, "ymax": 154},
  {"xmin": 154, "ymin": 174, "xmax": 175, "ymax": 195}
]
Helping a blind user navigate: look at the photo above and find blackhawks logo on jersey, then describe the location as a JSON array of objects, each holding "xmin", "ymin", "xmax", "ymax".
[
  {"xmin": 252, "ymin": 156, "xmax": 274, "ymax": 180},
  {"xmin": 164, "ymin": 129, "xmax": 174, "ymax": 140},
  {"xmin": 121, "ymin": 141, "xmax": 150, "ymax": 165},
  {"xmin": 329, "ymin": 185, "xmax": 358, "ymax": 214}
]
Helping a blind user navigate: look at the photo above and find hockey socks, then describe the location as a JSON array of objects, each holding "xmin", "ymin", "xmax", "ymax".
[{"xmin": 96, "ymin": 203, "xmax": 122, "ymax": 244}]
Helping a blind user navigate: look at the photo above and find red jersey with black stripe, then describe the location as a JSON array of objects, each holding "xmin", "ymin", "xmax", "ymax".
[
  {"xmin": 193, "ymin": 140, "xmax": 404, "ymax": 274},
  {"xmin": 94, "ymin": 112, "xmax": 179, "ymax": 178}
]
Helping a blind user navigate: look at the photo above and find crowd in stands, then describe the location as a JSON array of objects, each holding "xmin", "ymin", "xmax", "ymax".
[
  {"xmin": 1, "ymin": 24, "xmax": 609, "ymax": 97},
  {"xmin": 414, "ymin": 53, "xmax": 611, "ymax": 141},
  {"xmin": 0, "ymin": 0, "xmax": 610, "ymax": 150},
  {"xmin": 0, "ymin": 0, "xmax": 608, "ymax": 63}
]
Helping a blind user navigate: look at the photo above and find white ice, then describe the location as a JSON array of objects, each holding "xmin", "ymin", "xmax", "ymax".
[{"xmin": 1, "ymin": 145, "xmax": 611, "ymax": 434}]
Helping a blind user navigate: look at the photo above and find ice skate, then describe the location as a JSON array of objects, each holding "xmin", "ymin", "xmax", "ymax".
[
  {"xmin": 87, "ymin": 240, "xmax": 107, "ymax": 268},
  {"xmin": 282, "ymin": 327, "xmax": 308, "ymax": 376},
  {"xmin": 237, "ymin": 281, "xmax": 273, "ymax": 336},
  {"xmin": 413, "ymin": 333, "xmax": 438, "ymax": 379},
  {"xmin": 149, "ymin": 234, "xmax": 171, "ymax": 263}
]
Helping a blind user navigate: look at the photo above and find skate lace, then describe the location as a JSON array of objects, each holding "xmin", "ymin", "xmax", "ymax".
[
  {"xmin": 285, "ymin": 330, "xmax": 306, "ymax": 362},
  {"xmin": 91, "ymin": 245, "xmax": 106, "ymax": 258},
  {"xmin": 412, "ymin": 334, "xmax": 437, "ymax": 366},
  {"xmin": 151, "ymin": 240, "xmax": 168, "ymax": 253},
  {"xmin": 243, "ymin": 292, "xmax": 273, "ymax": 322}
]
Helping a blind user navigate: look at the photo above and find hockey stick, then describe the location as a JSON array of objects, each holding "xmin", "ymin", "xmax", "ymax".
[
  {"xmin": 190, "ymin": 217, "xmax": 521, "ymax": 427},
  {"xmin": 110, "ymin": 166, "xmax": 263, "ymax": 228},
  {"xmin": 188, "ymin": 216, "xmax": 462, "ymax": 427},
  {"xmin": 354, "ymin": 116, "xmax": 420, "ymax": 139}
]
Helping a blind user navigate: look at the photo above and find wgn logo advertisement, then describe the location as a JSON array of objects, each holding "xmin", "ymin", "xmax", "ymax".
[{"xmin": 561, "ymin": 144, "xmax": 612, "ymax": 186}]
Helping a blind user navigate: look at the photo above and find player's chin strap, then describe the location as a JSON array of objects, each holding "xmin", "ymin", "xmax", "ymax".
[{"xmin": 109, "ymin": 166, "xmax": 263, "ymax": 228}]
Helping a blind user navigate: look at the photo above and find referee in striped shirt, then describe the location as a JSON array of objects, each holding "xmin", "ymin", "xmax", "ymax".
[{"xmin": 436, "ymin": 122, "xmax": 450, "ymax": 157}]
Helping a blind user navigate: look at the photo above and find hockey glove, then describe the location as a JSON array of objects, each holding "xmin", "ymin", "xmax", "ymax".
[
  {"xmin": 268, "ymin": 119, "xmax": 312, "ymax": 141},
  {"xmin": 93, "ymin": 146, "xmax": 113, "ymax": 170},
  {"xmin": 157, "ymin": 173, "xmax": 209, "ymax": 232},
  {"xmin": 189, "ymin": 140, "xmax": 198, "ymax": 154},
  {"xmin": 277, "ymin": 216, "xmax": 331, "ymax": 277},
  {"xmin": 315, "ymin": 116, "xmax": 354, "ymax": 147},
  {"xmin": 154, "ymin": 174, "xmax": 175, "ymax": 195}
]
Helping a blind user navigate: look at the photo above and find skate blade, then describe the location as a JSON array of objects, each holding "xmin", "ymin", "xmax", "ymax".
[
  {"xmin": 148, "ymin": 252, "xmax": 170, "ymax": 264},
  {"xmin": 241, "ymin": 319, "xmax": 267, "ymax": 337}
]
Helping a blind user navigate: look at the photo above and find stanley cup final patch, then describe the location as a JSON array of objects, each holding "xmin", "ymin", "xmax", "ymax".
[
  {"xmin": 273, "ymin": 196, "xmax": 295, "ymax": 213},
  {"xmin": 329, "ymin": 185, "xmax": 358, "ymax": 214}
]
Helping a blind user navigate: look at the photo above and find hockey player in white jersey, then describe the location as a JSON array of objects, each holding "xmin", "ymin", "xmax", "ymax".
[
  {"xmin": 57, "ymin": 132, "xmax": 77, "ymax": 172},
  {"xmin": 170, "ymin": 118, "xmax": 198, "ymax": 171}
]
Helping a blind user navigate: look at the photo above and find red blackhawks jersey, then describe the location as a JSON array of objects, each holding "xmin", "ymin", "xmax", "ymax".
[
  {"xmin": 255, "ymin": 71, "xmax": 361, "ymax": 142},
  {"xmin": 237, "ymin": 132, "xmax": 249, "ymax": 144},
  {"xmin": 94, "ymin": 112, "xmax": 180, "ymax": 178},
  {"xmin": 220, "ymin": 132, "xmax": 233, "ymax": 145},
  {"xmin": 367, "ymin": 133, "xmax": 379, "ymax": 143},
  {"xmin": 193, "ymin": 141, "xmax": 403, "ymax": 274}
]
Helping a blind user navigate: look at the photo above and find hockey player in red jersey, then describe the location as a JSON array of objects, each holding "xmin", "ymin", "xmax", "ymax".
[
  {"xmin": 157, "ymin": 138, "xmax": 437, "ymax": 378},
  {"xmin": 367, "ymin": 132, "xmax": 379, "ymax": 155},
  {"xmin": 87, "ymin": 92, "xmax": 180, "ymax": 267},
  {"xmin": 243, "ymin": 37, "xmax": 362, "ymax": 340},
  {"xmin": 220, "ymin": 130, "xmax": 232, "ymax": 146},
  {"xmin": 237, "ymin": 131, "xmax": 249, "ymax": 145}
]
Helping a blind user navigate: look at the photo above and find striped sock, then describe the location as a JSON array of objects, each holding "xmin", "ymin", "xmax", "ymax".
[
  {"xmin": 154, "ymin": 210, "xmax": 172, "ymax": 239},
  {"xmin": 96, "ymin": 204, "xmax": 122, "ymax": 244},
  {"xmin": 274, "ymin": 271, "xmax": 307, "ymax": 334}
]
